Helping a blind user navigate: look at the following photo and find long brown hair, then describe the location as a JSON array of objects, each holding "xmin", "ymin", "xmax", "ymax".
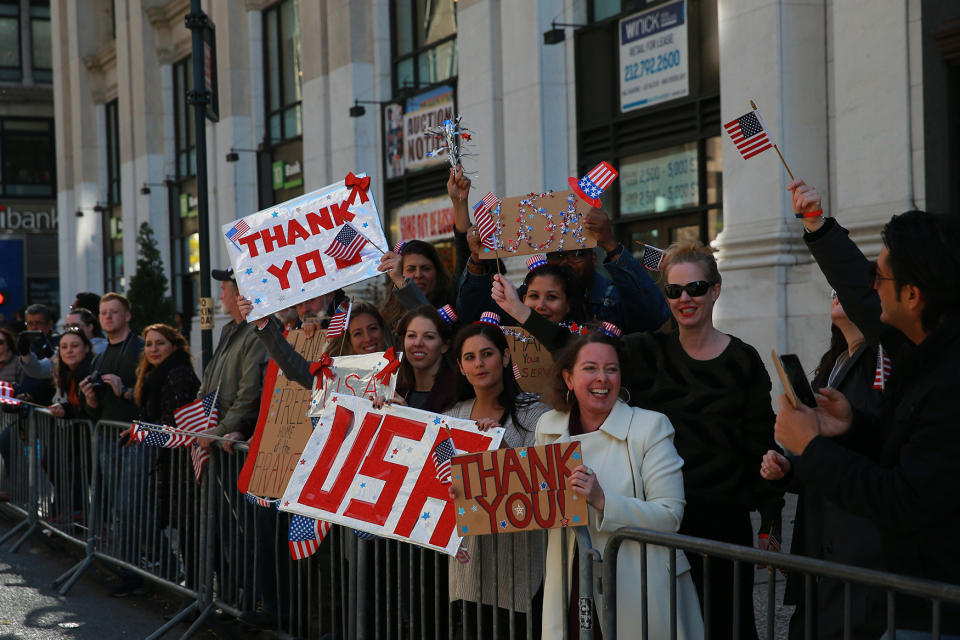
[
  {"xmin": 551, "ymin": 332, "xmax": 628, "ymax": 412},
  {"xmin": 134, "ymin": 324, "xmax": 191, "ymax": 405},
  {"xmin": 55, "ymin": 327, "xmax": 93, "ymax": 399},
  {"xmin": 396, "ymin": 306, "xmax": 453, "ymax": 393}
]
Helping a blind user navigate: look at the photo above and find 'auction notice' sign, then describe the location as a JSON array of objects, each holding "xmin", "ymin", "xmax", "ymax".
[
  {"xmin": 619, "ymin": 0, "xmax": 689, "ymax": 113},
  {"xmin": 222, "ymin": 174, "xmax": 387, "ymax": 322},
  {"xmin": 282, "ymin": 394, "xmax": 503, "ymax": 556}
]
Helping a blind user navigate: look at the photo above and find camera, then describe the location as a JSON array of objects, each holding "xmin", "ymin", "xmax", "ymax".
[
  {"xmin": 88, "ymin": 370, "xmax": 104, "ymax": 388},
  {"xmin": 17, "ymin": 331, "xmax": 58, "ymax": 359}
]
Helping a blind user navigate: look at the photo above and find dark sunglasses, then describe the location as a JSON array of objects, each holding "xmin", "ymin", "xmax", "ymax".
[
  {"xmin": 868, "ymin": 260, "xmax": 895, "ymax": 287},
  {"xmin": 547, "ymin": 249, "xmax": 590, "ymax": 261},
  {"xmin": 664, "ymin": 280, "xmax": 716, "ymax": 299}
]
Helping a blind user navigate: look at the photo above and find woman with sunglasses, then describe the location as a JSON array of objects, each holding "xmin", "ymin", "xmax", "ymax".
[
  {"xmin": 444, "ymin": 319, "xmax": 550, "ymax": 636},
  {"xmin": 510, "ymin": 239, "xmax": 782, "ymax": 640}
]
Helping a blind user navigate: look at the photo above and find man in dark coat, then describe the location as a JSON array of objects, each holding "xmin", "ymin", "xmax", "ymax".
[{"xmin": 774, "ymin": 179, "xmax": 960, "ymax": 633}]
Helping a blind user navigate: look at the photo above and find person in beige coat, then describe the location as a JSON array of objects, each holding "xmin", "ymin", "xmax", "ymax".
[{"xmin": 536, "ymin": 331, "xmax": 703, "ymax": 640}]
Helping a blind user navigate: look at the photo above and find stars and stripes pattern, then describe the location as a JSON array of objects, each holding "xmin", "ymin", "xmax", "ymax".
[
  {"xmin": 640, "ymin": 244, "xmax": 665, "ymax": 271},
  {"xmin": 455, "ymin": 543, "xmax": 471, "ymax": 564},
  {"xmin": 326, "ymin": 302, "xmax": 352, "ymax": 340},
  {"xmin": 289, "ymin": 514, "xmax": 331, "ymax": 560},
  {"xmin": 0, "ymin": 381, "xmax": 20, "ymax": 406},
  {"xmin": 190, "ymin": 442, "xmax": 209, "ymax": 483},
  {"xmin": 600, "ymin": 322, "xmax": 622, "ymax": 338},
  {"xmin": 225, "ymin": 220, "xmax": 251, "ymax": 249},
  {"xmin": 246, "ymin": 493, "xmax": 276, "ymax": 508},
  {"xmin": 873, "ymin": 345, "xmax": 892, "ymax": 391},
  {"xmin": 577, "ymin": 162, "xmax": 618, "ymax": 200},
  {"xmin": 513, "ymin": 363, "xmax": 521, "ymax": 381},
  {"xmin": 432, "ymin": 437, "xmax": 456, "ymax": 485},
  {"xmin": 526, "ymin": 254, "xmax": 548, "ymax": 271},
  {"xmin": 437, "ymin": 304, "xmax": 458, "ymax": 326},
  {"xmin": 477, "ymin": 312, "xmax": 501, "ymax": 327},
  {"xmin": 130, "ymin": 422, "xmax": 180, "ymax": 447},
  {"xmin": 393, "ymin": 240, "xmax": 407, "ymax": 254},
  {"xmin": 724, "ymin": 110, "xmax": 774, "ymax": 160},
  {"xmin": 473, "ymin": 193, "xmax": 500, "ymax": 251},
  {"xmin": 174, "ymin": 392, "xmax": 220, "ymax": 437},
  {"xmin": 324, "ymin": 223, "xmax": 369, "ymax": 261}
]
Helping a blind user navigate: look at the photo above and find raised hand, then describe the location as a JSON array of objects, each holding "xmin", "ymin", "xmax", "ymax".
[
  {"xmin": 491, "ymin": 274, "xmax": 530, "ymax": 324},
  {"xmin": 237, "ymin": 295, "xmax": 268, "ymax": 329}
]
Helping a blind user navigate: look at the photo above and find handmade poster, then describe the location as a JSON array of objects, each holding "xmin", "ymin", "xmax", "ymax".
[
  {"xmin": 238, "ymin": 340, "xmax": 400, "ymax": 498},
  {"xmin": 504, "ymin": 327, "xmax": 555, "ymax": 400},
  {"xmin": 223, "ymin": 173, "xmax": 388, "ymax": 322},
  {"xmin": 481, "ymin": 190, "xmax": 597, "ymax": 259},
  {"xmin": 281, "ymin": 393, "xmax": 503, "ymax": 556},
  {"xmin": 451, "ymin": 442, "xmax": 589, "ymax": 536},
  {"xmin": 308, "ymin": 351, "xmax": 402, "ymax": 413}
]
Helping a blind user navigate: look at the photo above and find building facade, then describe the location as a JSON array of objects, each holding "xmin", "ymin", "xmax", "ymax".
[
  {"xmin": 51, "ymin": 0, "xmax": 959, "ymax": 372},
  {"xmin": 0, "ymin": 0, "xmax": 57, "ymax": 322}
]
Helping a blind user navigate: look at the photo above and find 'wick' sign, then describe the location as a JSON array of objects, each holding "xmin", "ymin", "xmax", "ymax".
[{"xmin": 451, "ymin": 442, "xmax": 589, "ymax": 535}]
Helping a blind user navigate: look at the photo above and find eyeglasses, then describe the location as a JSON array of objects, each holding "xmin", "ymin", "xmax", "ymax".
[
  {"xmin": 547, "ymin": 249, "xmax": 591, "ymax": 261},
  {"xmin": 663, "ymin": 280, "xmax": 716, "ymax": 299},
  {"xmin": 868, "ymin": 261, "xmax": 896, "ymax": 287}
]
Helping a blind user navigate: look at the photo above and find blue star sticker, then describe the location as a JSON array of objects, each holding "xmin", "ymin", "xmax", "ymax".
[
  {"xmin": 519, "ymin": 450, "xmax": 527, "ymax": 458},
  {"xmin": 245, "ymin": 268, "xmax": 253, "ymax": 275},
  {"xmin": 301, "ymin": 288, "xmax": 305, "ymax": 292},
  {"xmin": 458, "ymin": 507, "xmax": 465, "ymax": 515},
  {"xmin": 572, "ymin": 452, "xmax": 580, "ymax": 460},
  {"xmin": 433, "ymin": 417, "xmax": 442, "ymax": 425},
  {"xmin": 254, "ymin": 298, "xmax": 261, "ymax": 304},
  {"xmin": 271, "ymin": 211, "xmax": 279, "ymax": 218},
  {"xmin": 454, "ymin": 474, "xmax": 460, "ymax": 480},
  {"xmin": 421, "ymin": 512, "xmax": 431, "ymax": 521},
  {"xmin": 462, "ymin": 526, "xmax": 468, "ymax": 533},
  {"xmin": 540, "ymin": 482, "xmax": 548, "ymax": 490},
  {"xmin": 499, "ymin": 520, "xmax": 507, "ymax": 529},
  {"xmin": 360, "ymin": 482, "xmax": 366, "ymax": 488},
  {"xmin": 262, "ymin": 278, "xmax": 268, "ymax": 283},
  {"xmin": 362, "ymin": 222, "xmax": 369, "ymax": 228},
  {"xmin": 573, "ymin": 516, "xmax": 580, "ymax": 523}
]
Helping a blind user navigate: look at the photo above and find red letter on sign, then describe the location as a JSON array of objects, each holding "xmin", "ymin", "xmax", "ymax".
[
  {"xmin": 297, "ymin": 249, "xmax": 327, "ymax": 283},
  {"xmin": 238, "ymin": 232, "xmax": 261, "ymax": 257},
  {"xmin": 267, "ymin": 260, "xmax": 294, "ymax": 290},
  {"xmin": 298, "ymin": 407, "xmax": 381, "ymax": 512},
  {"xmin": 306, "ymin": 208, "xmax": 334, "ymax": 233},
  {"xmin": 344, "ymin": 414, "xmax": 426, "ymax": 526},
  {"xmin": 395, "ymin": 429, "xmax": 494, "ymax": 548},
  {"xmin": 329, "ymin": 200, "xmax": 355, "ymax": 225}
]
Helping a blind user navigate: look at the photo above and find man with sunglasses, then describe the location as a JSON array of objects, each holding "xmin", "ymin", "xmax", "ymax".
[
  {"xmin": 774, "ymin": 179, "xmax": 960, "ymax": 634},
  {"xmin": 547, "ymin": 207, "xmax": 669, "ymax": 332}
]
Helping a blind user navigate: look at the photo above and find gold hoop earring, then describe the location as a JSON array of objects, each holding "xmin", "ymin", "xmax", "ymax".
[{"xmin": 620, "ymin": 388, "xmax": 631, "ymax": 404}]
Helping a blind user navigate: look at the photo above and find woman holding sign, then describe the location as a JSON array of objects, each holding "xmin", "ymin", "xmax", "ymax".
[
  {"xmin": 536, "ymin": 331, "xmax": 702, "ymax": 639},
  {"xmin": 395, "ymin": 306, "xmax": 456, "ymax": 411},
  {"xmin": 445, "ymin": 320, "xmax": 550, "ymax": 635}
]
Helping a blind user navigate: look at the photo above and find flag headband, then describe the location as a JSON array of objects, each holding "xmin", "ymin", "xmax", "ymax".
[
  {"xmin": 600, "ymin": 322, "xmax": 622, "ymax": 338},
  {"xmin": 437, "ymin": 304, "xmax": 459, "ymax": 326},
  {"xmin": 526, "ymin": 254, "xmax": 548, "ymax": 271},
  {"xmin": 476, "ymin": 312, "xmax": 501, "ymax": 328}
]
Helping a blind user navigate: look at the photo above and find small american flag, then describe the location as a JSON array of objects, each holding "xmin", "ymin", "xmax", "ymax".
[
  {"xmin": 190, "ymin": 442, "xmax": 209, "ymax": 483},
  {"xmin": 225, "ymin": 220, "xmax": 251, "ymax": 249},
  {"xmin": 873, "ymin": 345, "xmax": 892, "ymax": 391},
  {"xmin": 289, "ymin": 514, "xmax": 331, "ymax": 560},
  {"xmin": 513, "ymin": 363, "xmax": 521, "ymax": 380},
  {"xmin": 174, "ymin": 392, "xmax": 220, "ymax": 436},
  {"xmin": 130, "ymin": 422, "xmax": 181, "ymax": 448},
  {"xmin": 246, "ymin": 492, "xmax": 275, "ymax": 508},
  {"xmin": 724, "ymin": 110, "xmax": 773, "ymax": 160},
  {"xmin": 455, "ymin": 542, "xmax": 471, "ymax": 564},
  {"xmin": 473, "ymin": 193, "xmax": 500, "ymax": 251},
  {"xmin": 0, "ymin": 381, "xmax": 20, "ymax": 406},
  {"xmin": 432, "ymin": 437, "xmax": 456, "ymax": 485},
  {"xmin": 640, "ymin": 244, "xmax": 665, "ymax": 271},
  {"xmin": 325, "ymin": 223, "xmax": 369, "ymax": 261},
  {"xmin": 326, "ymin": 302, "xmax": 352, "ymax": 340},
  {"xmin": 393, "ymin": 240, "xmax": 407, "ymax": 254}
]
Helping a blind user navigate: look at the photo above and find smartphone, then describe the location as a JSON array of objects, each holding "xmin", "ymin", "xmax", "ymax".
[{"xmin": 773, "ymin": 352, "xmax": 817, "ymax": 408}]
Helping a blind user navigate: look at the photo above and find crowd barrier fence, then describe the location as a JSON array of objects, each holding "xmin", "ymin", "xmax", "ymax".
[{"xmin": 2, "ymin": 407, "xmax": 960, "ymax": 640}]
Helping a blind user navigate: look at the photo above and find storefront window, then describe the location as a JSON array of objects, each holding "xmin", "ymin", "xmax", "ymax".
[
  {"xmin": 0, "ymin": 118, "xmax": 55, "ymax": 197},
  {"xmin": 263, "ymin": 0, "xmax": 302, "ymax": 145},
  {"xmin": 391, "ymin": 0, "xmax": 457, "ymax": 91}
]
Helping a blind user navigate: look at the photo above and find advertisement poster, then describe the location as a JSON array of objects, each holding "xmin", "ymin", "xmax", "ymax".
[
  {"xmin": 619, "ymin": 0, "xmax": 689, "ymax": 113},
  {"xmin": 395, "ymin": 195, "xmax": 455, "ymax": 244},
  {"xmin": 404, "ymin": 85, "xmax": 455, "ymax": 172},
  {"xmin": 384, "ymin": 103, "xmax": 405, "ymax": 178}
]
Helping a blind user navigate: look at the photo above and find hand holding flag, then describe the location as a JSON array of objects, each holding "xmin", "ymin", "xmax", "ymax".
[{"xmin": 724, "ymin": 100, "xmax": 794, "ymax": 179}]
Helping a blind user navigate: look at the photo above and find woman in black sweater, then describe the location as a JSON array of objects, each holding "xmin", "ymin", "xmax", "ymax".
[{"xmin": 499, "ymin": 240, "xmax": 783, "ymax": 640}]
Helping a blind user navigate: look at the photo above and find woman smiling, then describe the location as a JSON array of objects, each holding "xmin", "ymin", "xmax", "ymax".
[{"xmin": 394, "ymin": 306, "xmax": 456, "ymax": 411}]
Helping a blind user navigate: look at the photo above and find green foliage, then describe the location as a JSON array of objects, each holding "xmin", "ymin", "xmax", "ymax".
[{"xmin": 127, "ymin": 222, "xmax": 176, "ymax": 334}]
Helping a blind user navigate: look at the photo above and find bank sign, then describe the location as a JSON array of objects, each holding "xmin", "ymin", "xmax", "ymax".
[
  {"xmin": 619, "ymin": 0, "xmax": 689, "ymax": 113},
  {"xmin": 0, "ymin": 203, "xmax": 58, "ymax": 232}
]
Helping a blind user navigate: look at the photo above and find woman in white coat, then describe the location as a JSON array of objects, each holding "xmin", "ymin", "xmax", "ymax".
[{"xmin": 536, "ymin": 331, "xmax": 703, "ymax": 639}]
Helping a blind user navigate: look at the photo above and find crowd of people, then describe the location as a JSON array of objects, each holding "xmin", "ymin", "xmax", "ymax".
[{"xmin": 1, "ymin": 167, "xmax": 959, "ymax": 639}]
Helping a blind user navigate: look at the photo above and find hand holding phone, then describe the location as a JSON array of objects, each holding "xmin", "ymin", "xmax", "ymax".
[{"xmin": 771, "ymin": 350, "xmax": 817, "ymax": 409}]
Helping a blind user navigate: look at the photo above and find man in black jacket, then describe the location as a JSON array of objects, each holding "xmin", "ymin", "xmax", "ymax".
[{"xmin": 775, "ymin": 179, "xmax": 960, "ymax": 634}]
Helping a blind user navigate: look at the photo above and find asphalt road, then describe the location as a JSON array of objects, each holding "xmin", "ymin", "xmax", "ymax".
[{"xmin": 0, "ymin": 508, "xmax": 255, "ymax": 640}]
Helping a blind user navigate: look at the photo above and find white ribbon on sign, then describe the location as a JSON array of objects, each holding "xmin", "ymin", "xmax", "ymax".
[
  {"xmin": 223, "ymin": 174, "xmax": 387, "ymax": 322},
  {"xmin": 282, "ymin": 393, "xmax": 504, "ymax": 556}
]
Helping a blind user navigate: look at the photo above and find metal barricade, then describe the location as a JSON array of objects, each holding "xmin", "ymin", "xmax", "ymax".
[
  {"xmin": 0, "ymin": 405, "xmax": 37, "ymax": 550},
  {"xmin": 601, "ymin": 527, "xmax": 960, "ymax": 640},
  {"xmin": 32, "ymin": 411, "xmax": 94, "ymax": 545}
]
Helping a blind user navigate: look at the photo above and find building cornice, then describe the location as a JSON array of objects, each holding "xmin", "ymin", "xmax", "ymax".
[
  {"xmin": 146, "ymin": 0, "xmax": 191, "ymax": 29},
  {"xmin": 82, "ymin": 40, "xmax": 117, "ymax": 74}
]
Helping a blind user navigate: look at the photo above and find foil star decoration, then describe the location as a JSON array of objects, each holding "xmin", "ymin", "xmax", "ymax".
[{"xmin": 424, "ymin": 114, "xmax": 474, "ymax": 169}]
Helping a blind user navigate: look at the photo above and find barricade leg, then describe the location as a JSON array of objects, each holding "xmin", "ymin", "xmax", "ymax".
[{"xmin": 4, "ymin": 410, "xmax": 39, "ymax": 552}]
